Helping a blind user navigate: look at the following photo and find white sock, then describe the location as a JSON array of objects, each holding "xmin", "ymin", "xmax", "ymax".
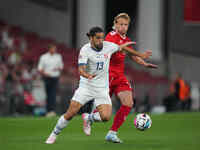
[
  {"xmin": 53, "ymin": 115, "xmax": 69, "ymax": 135},
  {"xmin": 88, "ymin": 112, "xmax": 102, "ymax": 122}
]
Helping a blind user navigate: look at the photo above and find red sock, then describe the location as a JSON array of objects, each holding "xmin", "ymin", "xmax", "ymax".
[{"xmin": 110, "ymin": 105, "xmax": 132, "ymax": 132}]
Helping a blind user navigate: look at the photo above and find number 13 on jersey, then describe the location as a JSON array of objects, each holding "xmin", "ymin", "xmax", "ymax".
[{"xmin": 96, "ymin": 62, "xmax": 104, "ymax": 70}]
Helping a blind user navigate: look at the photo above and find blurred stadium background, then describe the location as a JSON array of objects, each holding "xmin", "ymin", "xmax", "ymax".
[{"xmin": 0, "ymin": 0, "xmax": 199, "ymax": 116}]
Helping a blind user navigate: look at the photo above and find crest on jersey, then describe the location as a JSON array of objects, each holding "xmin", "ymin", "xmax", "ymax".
[{"xmin": 110, "ymin": 31, "xmax": 116, "ymax": 36}]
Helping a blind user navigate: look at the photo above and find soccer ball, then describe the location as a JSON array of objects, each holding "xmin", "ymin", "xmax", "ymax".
[{"xmin": 134, "ymin": 113, "xmax": 152, "ymax": 131}]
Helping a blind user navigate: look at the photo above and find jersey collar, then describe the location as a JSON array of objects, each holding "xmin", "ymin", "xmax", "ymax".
[
  {"xmin": 89, "ymin": 43, "xmax": 102, "ymax": 52},
  {"xmin": 115, "ymin": 30, "xmax": 127, "ymax": 40}
]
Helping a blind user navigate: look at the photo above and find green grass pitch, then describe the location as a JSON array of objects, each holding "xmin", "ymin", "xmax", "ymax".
[{"xmin": 0, "ymin": 112, "xmax": 200, "ymax": 150}]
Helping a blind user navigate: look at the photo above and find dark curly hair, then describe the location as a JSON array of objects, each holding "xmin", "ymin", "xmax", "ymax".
[{"xmin": 86, "ymin": 26, "xmax": 104, "ymax": 38}]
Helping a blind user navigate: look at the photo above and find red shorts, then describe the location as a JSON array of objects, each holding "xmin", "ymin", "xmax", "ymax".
[{"xmin": 109, "ymin": 73, "xmax": 132, "ymax": 97}]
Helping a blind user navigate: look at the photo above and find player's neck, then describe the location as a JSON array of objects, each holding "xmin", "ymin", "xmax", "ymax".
[
  {"xmin": 49, "ymin": 52, "xmax": 56, "ymax": 55},
  {"xmin": 90, "ymin": 44, "xmax": 101, "ymax": 52},
  {"xmin": 116, "ymin": 30, "xmax": 126, "ymax": 39}
]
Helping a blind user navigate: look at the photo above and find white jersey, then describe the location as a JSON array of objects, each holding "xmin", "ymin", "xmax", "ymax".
[
  {"xmin": 38, "ymin": 52, "xmax": 64, "ymax": 77},
  {"xmin": 78, "ymin": 41, "xmax": 119, "ymax": 88}
]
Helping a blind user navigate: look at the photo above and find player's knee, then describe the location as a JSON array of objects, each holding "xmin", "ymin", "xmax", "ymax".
[
  {"xmin": 119, "ymin": 92, "xmax": 133, "ymax": 107},
  {"xmin": 122, "ymin": 99, "xmax": 133, "ymax": 107},
  {"xmin": 128, "ymin": 100, "xmax": 134, "ymax": 107}
]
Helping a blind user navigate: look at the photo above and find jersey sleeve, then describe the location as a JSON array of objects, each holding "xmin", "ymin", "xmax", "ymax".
[
  {"xmin": 78, "ymin": 47, "xmax": 88, "ymax": 65},
  {"xmin": 109, "ymin": 42, "xmax": 120, "ymax": 54},
  {"xmin": 38, "ymin": 55, "xmax": 45, "ymax": 71},
  {"xmin": 59, "ymin": 55, "xmax": 64, "ymax": 69}
]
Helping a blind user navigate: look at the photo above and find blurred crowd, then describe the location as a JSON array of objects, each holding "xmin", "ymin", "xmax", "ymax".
[{"xmin": 0, "ymin": 22, "xmax": 78, "ymax": 116}]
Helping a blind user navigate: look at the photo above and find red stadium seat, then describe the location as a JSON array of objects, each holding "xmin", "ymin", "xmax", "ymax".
[{"xmin": 9, "ymin": 25, "xmax": 23, "ymax": 37}]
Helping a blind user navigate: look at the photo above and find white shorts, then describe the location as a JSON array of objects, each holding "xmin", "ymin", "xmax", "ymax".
[{"xmin": 72, "ymin": 86, "xmax": 112, "ymax": 106}]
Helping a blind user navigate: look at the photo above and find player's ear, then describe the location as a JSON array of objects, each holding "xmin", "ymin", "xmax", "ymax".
[{"xmin": 86, "ymin": 33, "xmax": 91, "ymax": 40}]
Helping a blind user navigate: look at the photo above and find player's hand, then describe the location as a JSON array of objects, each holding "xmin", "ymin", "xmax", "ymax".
[
  {"xmin": 42, "ymin": 72, "xmax": 51, "ymax": 77},
  {"xmin": 144, "ymin": 63, "xmax": 158, "ymax": 69},
  {"xmin": 87, "ymin": 74, "xmax": 96, "ymax": 80},
  {"xmin": 141, "ymin": 49, "xmax": 152, "ymax": 59}
]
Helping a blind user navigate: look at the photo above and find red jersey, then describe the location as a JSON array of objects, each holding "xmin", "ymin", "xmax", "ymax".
[{"xmin": 105, "ymin": 31, "xmax": 132, "ymax": 74}]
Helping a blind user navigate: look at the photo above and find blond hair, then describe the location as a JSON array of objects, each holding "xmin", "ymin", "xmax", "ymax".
[{"xmin": 113, "ymin": 13, "xmax": 131, "ymax": 29}]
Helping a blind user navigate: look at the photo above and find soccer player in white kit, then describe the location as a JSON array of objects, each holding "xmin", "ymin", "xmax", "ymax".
[{"xmin": 45, "ymin": 26, "xmax": 136, "ymax": 144}]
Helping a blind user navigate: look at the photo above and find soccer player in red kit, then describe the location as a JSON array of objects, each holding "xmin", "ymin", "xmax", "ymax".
[
  {"xmin": 105, "ymin": 13, "xmax": 157, "ymax": 143},
  {"xmin": 82, "ymin": 13, "xmax": 157, "ymax": 143}
]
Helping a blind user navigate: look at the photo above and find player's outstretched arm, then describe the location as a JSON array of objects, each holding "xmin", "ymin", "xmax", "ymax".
[
  {"xmin": 130, "ymin": 55, "xmax": 158, "ymax": 69},
  {"xmin": 119, "ymin": 41, "xmax": 136, "ymax": 49},
  {"xmin": 78, "ymin": 65, "xmax": 96, "ymax": 80},
  {"xmin": 120, "ymin": 42, "xmax": 152, "ymax": 59}
]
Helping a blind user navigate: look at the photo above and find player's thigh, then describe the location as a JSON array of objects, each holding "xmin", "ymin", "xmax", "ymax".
[
  {"xmin": 117, "ymin": 90, "xmax": 133, "ymax": 107},
  {"xmin": 72, "ymin": 86, "xmax": 93, "ymax": 106},
  {"xmin": 114, "ymin": 76, "xmax": 134, "ymax": 107},
  {"xmin": 64, "ymin": 100, "xmax": 82, "ymax": 120},
  {"xmin": 94, "ymin": 89, "xmax": 112, "ymax": 121},
  {"xmin": 64, "ymin": 87, "xmax": 93, "ymax": 120},
  {"xmin": 96, "ymin": 104, "xmax": 112, "ymax": 121}
]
